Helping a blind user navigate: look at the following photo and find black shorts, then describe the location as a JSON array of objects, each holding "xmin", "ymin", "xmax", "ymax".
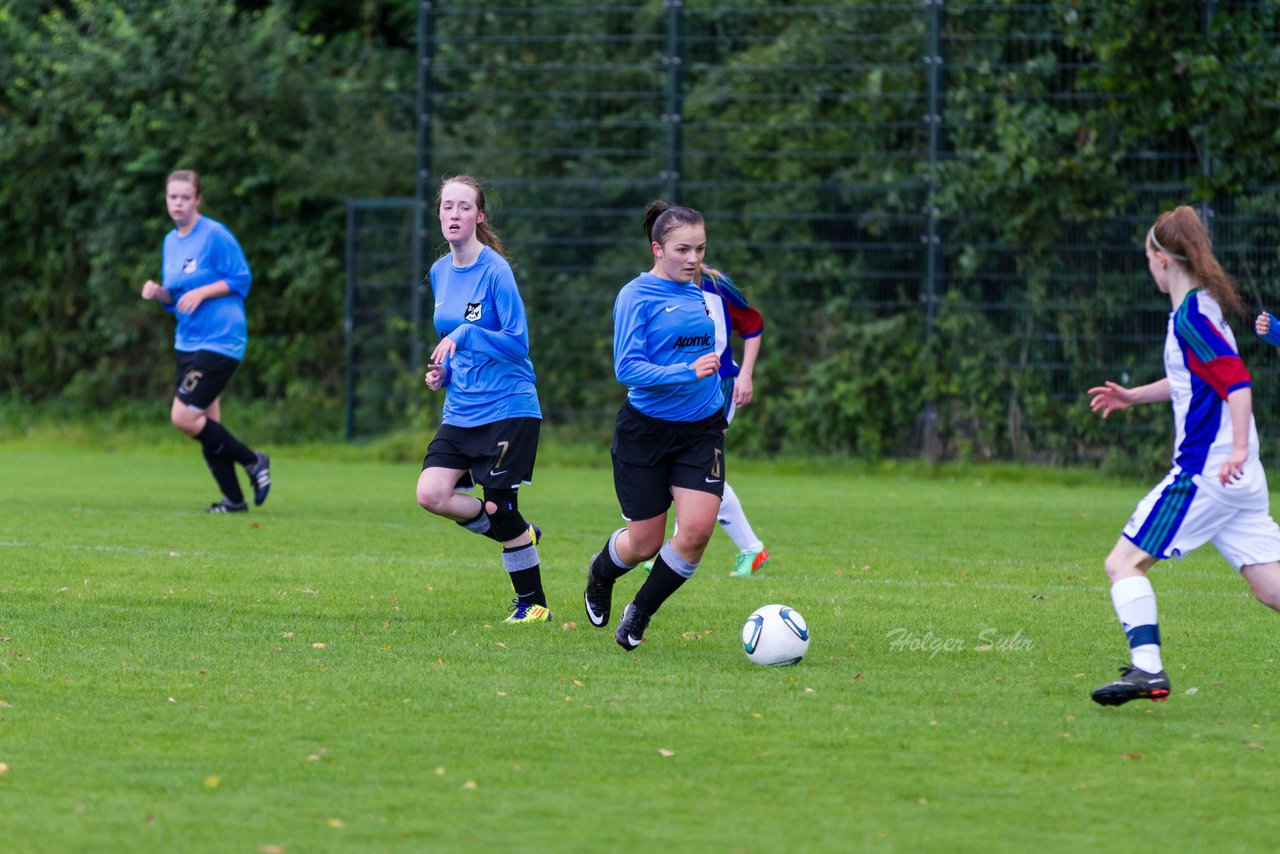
[
  {"xmin": 174, "ymin": 350, "xmax": 241, "ymax": 411},
  {"xmin": 422, "ymin": 417, "xmax": 541, "ymax": 490},
  {"xmin": 611, "ymin": 403, "xmax": 727, "ymax": 521}
]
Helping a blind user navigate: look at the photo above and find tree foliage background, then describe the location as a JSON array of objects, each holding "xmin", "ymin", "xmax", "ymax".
[{"xmin": 4, "ymin": 0, "xmax": 1280, "ymax": 469}]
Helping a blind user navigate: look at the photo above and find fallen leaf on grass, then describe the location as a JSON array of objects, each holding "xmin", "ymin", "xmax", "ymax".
[
  {"xmin": 0, "ymin": 762, "xmax": 10, "ymax": 775},
  {"xmin": 657, "ymin": 748, "xmax": 675, "ymax": 757},
  {"xmin": 258, "ymin": 845, "xmax": 285, "ymax": 854},
  {"xmin": 311, "ymin": 643, "xmax": 326, "ymax": 649},
  {"xmin": 434, "ymin": 767, "xmax": 446, "ymax": 776},
  {"xmin": 462, "ymin": 780, "xmax": 477, "ymax": 790},
  {"xmin": 203, "ymin": 776, "xmax": 221, "ymax": 789},
  {"xmin": 281, "ymin": 632, "xmax": 295, "ymax": 639},
  {"xmin": 327, "ymin": 818, "xmax": 344, "ymax": 828},
  {"xmin": 560, "ymin": 621, "xmax": 577, "ymax": 630},
  {"xmin": 1120, "ymin": 753, "xmax": 1143, "ymax": 761},
  {"xmin": 494, "ymin": 642, "xmax": 507, "ymax": 649}
]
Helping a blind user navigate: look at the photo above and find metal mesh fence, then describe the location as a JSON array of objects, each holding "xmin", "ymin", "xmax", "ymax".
[{"xmin": 346, "ymin": 1, "xmax": 1280, "ymax": 466}]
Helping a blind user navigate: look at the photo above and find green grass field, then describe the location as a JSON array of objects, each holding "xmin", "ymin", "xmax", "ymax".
[{"xmin": 2, "ymin": 441, "xmax": 1279, "ymax": 852}]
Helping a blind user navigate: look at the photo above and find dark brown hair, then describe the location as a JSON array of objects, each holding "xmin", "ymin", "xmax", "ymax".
[{"xmin": 643, "ymin": 200, "xmax": 704, "ymax": 247}]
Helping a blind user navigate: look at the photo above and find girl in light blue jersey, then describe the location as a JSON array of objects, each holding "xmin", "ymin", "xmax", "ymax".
[
  {"xmin": 1086, "ymin": 205, "xmax": 1280, "ymax": 706},
  {"xmin": 416, "ymin": 176, "xmax": 548, "ymax": 624},
  {"xmin": 140, "ymin": 170, "xmax": 270, "ymax": 513},
  {"xmin": 583, "ymin": 200, "xmax": 728, "ymax": 651}
]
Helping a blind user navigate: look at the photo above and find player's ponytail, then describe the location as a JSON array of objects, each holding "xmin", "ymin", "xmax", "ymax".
[
  {"xmin": 1148, "ymin": 205, "xmax": 1244, "ymax": 317},
  {"xmin": 643, "ymin": 199, "xmax": 704, "ymax": 248}
]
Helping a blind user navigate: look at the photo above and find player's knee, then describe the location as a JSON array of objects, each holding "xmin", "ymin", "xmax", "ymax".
[
  {"xmin": 630, "ymin": 531, "xmax": 665, "ymax": 561},
  {"xmin": 677, "ymin": 519, "xmax": 717, "ymax": 551},
  {"xmin": 171, "ymin": 407, "xmax": 199, "ymax": 434},
  {"xmin": 416, "ymin": 479, "xmax": 450, "ymax": 514},
  {"xmin": 484, "ymin": 488, "xmax": 527, "ymax": 542},
  {"xmin": 1103, "ymin": 553, "xmax": 1139, "ymax": 583}
]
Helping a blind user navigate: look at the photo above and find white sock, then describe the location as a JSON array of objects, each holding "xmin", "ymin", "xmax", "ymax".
[
  {"xmin": 1110, "ymin": 575, "xmax": 1162, "ymax": 673},
  {"xmin": 717, "ymin": 482, "xmax": 761, "ymax": 552}
]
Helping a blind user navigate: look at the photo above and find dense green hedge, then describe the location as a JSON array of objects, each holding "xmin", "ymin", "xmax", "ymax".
[{"xmin": 5, "ymin": 1, "xmax": 1280, "ymax": 470}]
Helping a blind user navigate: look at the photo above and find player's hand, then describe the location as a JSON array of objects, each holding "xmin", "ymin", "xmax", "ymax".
[
  {"xmin": 733, "ymin": 372, "xmax": 754, "ymax": 406},
  {"xmin": 1219, "ymin": 447, "xmax": 1247, "ymax": 485},
  {"xmin": 424, "ymin": 364, "xmax": 445, "ymax": 391},
  {"xmin": 1257, "ymin": 313, "xmax": 1272, "ymax": 337},
  {"xmin": 692, "ymin": 353, "xmax": 720, "ymax": 380},
  {"xmin": 175, "ymin": 289, "xmax": 205, "ymax": 314},
  {"xmin": 140, "ymin": 280, "xmax": 165, "ymax": 301},
  {"xmin": 1087, "ymin": 381, "xmax": 1135, "ymax": 418},
  {"xmin": 431, "ymin": 337, "xmax": 457, "ymax": 365}
]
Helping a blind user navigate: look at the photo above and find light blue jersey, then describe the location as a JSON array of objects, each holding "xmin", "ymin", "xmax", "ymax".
[
  {"xmin": 161, "ymin": 216, "xmax": 252, "ymax": 360},
  {"xmin": 431, "ymin": 245, "xmax": 541, "ymax": 427},
  {"xmin": 613, "ymin": 272, "xmax": 724, "ymax": 422}
]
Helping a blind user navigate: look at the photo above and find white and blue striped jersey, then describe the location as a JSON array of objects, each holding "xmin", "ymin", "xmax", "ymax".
[{"xmin": 1165, "ymin": 290, "xmax": 1255, "ymax": 479}]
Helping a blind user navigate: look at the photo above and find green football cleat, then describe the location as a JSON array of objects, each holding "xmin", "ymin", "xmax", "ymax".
[
  {"xmin": 504, "ymin": 600, "xmax": 552, "ymax": 623},
  {"xmin": 730, "ymin": 545, "xmax": 770, "ymax": 577}
]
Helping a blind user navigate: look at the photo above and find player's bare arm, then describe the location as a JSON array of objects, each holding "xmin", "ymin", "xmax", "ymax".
[{"xmin": 1088, "ymin": 378, "xmax": 1171, "ymax": 418}]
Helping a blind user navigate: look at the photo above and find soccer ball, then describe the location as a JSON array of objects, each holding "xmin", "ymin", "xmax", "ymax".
[{"xmin": 741, "ymin": 604, "xmax": 810, "ymax": 666}]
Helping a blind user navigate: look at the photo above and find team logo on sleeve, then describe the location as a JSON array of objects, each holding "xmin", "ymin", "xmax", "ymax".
[
  {"xmin": 183, "ymin": 258, "xmax": 198, "ymax": 273},
  {"xmin": 465, "ymin": 302, "xmax": 483, "ymax": 322}
]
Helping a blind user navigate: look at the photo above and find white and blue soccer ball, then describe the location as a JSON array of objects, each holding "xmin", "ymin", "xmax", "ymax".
[{"xmin": 742, "ymin": 604, "xmax": 810, "ymax": 666}]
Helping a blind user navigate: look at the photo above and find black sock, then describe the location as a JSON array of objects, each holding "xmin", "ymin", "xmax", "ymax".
[
  {"xmin": 503, "ymin": 543, "xmax": 545, "ymax": 606},
  {"xmin": 633, "ymin": 559, "xmax": 688, "ymax": 617},
  {"xmin": 196, "ymin": 419, "xmax": 256, "ymax": 467},
  {"xmin": 456, "ymin": 504, "xmax": 499, "ymax": 540},
  {"xmin": 198, "ymin": 441, "xmax": 246, "ymax": 504},
  {"xmin": 591, "ymin": 531, "xmax": 633, "ymax": 583}
]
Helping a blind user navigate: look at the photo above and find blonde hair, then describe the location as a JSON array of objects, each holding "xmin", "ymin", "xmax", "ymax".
[{"xmin": 1147, "ymin": 205, "xmax": 1244, "ymax": 317}]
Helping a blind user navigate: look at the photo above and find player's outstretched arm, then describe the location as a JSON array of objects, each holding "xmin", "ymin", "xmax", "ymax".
[{"xmin": 1087, "ymin": 378, "xmax": 1171, "ymax": 418}]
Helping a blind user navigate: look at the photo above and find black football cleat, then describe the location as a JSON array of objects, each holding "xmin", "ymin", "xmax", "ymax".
[
  {"xmin": 245, "ymin": 452, "xmax": 271, "ymax": 506},
  {"xmin": 614, "ymin": 602, "xmax": 650, "ymax": 652},
  {"xmin": 207, "ymin": 498, "xmax": 248, "ymax": 513},
  {"xmin": 1091, "ymin": 665, "xmax": 1171, "ymax": 706},
  {"xmin": 583, "ymin": 553, "xmax": 614, "ymax": 628}
]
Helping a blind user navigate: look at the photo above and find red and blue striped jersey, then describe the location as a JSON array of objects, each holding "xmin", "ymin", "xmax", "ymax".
[
  {"xmin": 699, "ymin": 266, "xmax": 763, "ymax": 380},
  {"xmin": 1166, "ymin": 289, "xmax": 1255, "ymax": 476}
]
